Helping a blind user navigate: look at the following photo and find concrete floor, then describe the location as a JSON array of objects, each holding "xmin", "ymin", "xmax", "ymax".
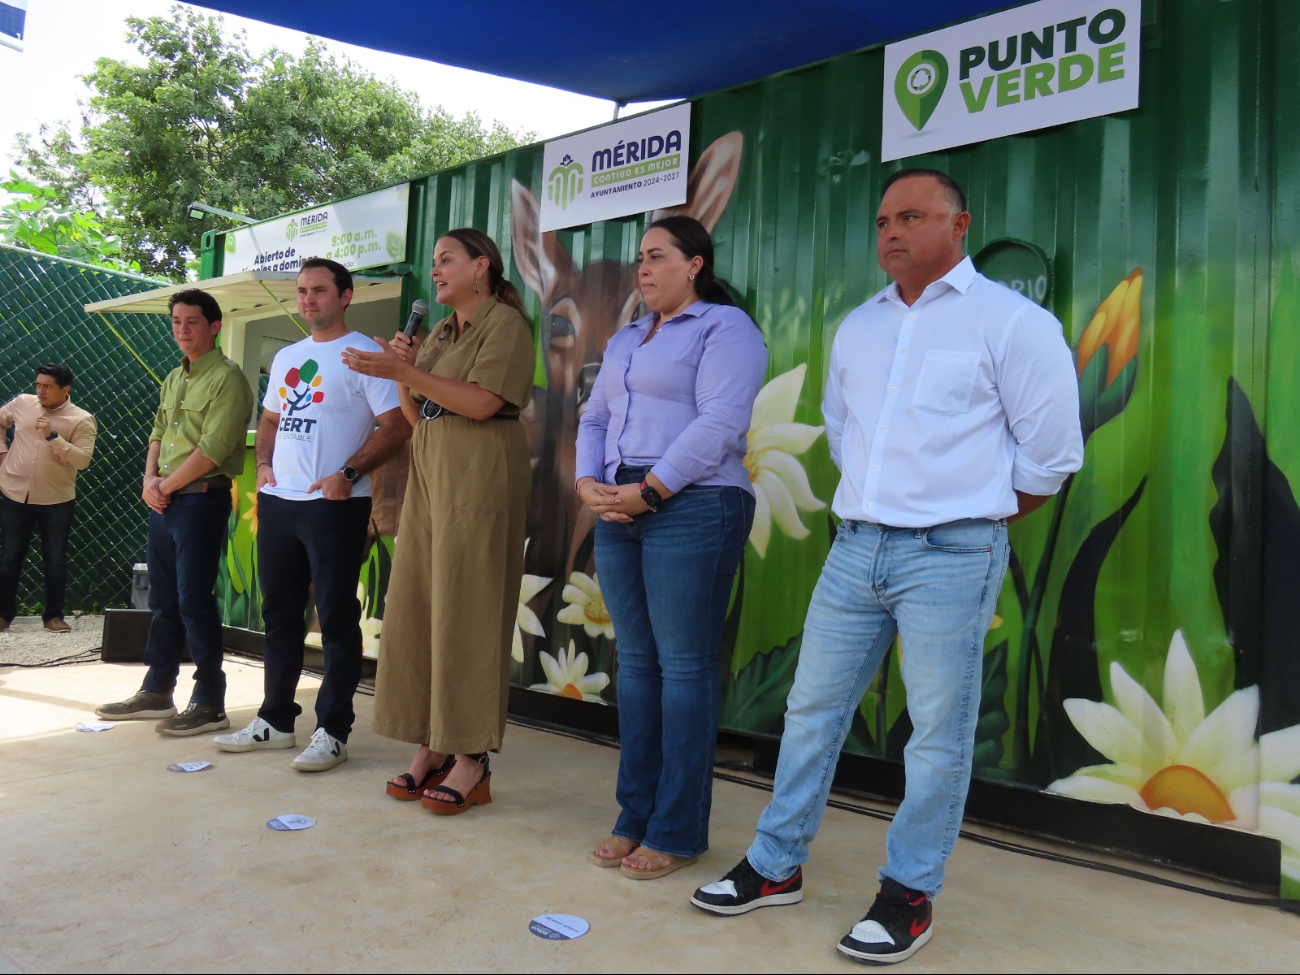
[{"xmin": 1, "ymin": 659, "xmax": 1296, "ymax": 974}]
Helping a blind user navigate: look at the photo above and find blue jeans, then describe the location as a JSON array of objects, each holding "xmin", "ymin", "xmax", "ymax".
[
  {"xmin": 748, "ymin": 518, "xmax": 1009, "ymax": 897},
  {"xmin": 0, "ymin": 496, "xmax": 74, "ymax": 623},
  {"xmin": 595, "ymin": 467, "xmax": 755, "ymax": 858},
  {"xmin": 141, "ymin": 490, "xmax": 231, "ymax": 707}
]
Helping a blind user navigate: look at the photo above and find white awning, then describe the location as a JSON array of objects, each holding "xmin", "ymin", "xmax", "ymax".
[{"xmin": 83, "ymin": 270, "xmax": 401, "ymax": 318}]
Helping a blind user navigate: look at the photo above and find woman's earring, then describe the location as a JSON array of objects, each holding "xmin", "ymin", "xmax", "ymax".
[
  {"xmin": 474, "ymin": 277, "xmax": 481, "ymax": 295},
  {"xmin": 688, "ymin": 274, "xmax": 695, "ymax": 281}
]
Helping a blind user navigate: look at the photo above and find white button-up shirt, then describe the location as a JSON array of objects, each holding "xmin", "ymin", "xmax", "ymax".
[{"xmin": 824, "ymin": 257, "xmax": 1084, "ymax": 528}]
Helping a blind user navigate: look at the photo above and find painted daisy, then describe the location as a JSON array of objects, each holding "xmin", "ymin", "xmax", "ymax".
[
  {"xmin": 1048, "ymin": 630, "xmax": 1300, "ymax": 882},
  {"xmin": 744, "ymin": 364, "xmax": 826, "ymax": 557},
  {"xmin": 529, "ymin": 640, "xmax": 610, "ymax": 702},
  {"xmin": 360, "ymin": 615, "xmax": 382, "ymax": 659},
  {"xmin": 355, "ymin": 583, "xmax": 382, "ymax": 658},
  {"xmin": 557, "ymin": 571, "xmax": 614, "ymax": 640},
  {"xmin": 513, "ymin": 540, "xmax": 552, "ymax": 662}
]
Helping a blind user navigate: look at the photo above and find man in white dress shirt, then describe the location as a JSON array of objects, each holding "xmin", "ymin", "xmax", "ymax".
[{"xmin": 691, "ymin": 170, "xmax": 1084, "ymax": 964}]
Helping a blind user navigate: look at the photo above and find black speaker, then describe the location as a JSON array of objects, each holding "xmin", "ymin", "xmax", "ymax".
[{"xmin": 100, "ymin": 609, "xmax": 152, "ymax": 662}]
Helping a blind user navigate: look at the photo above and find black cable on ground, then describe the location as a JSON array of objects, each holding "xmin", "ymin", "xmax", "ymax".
[{"xmin": 0, "ymin": 647, "xmax": 101, "ymax": 668}]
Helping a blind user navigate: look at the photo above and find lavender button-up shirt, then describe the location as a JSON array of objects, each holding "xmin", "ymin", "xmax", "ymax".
[{"xmin": 575, "ymin": 300, "xmax": 767, "ymax": 494}]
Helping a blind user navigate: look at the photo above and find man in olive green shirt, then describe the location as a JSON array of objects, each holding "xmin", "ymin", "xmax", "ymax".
[{"xmin": 97, "ymin": 289, "xmax": 254, "ymax": 736}]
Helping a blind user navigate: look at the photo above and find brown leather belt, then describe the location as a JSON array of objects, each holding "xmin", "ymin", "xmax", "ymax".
[{"xmin": 174, "ymin": 476, "xmax": 232, "ymax": 496}]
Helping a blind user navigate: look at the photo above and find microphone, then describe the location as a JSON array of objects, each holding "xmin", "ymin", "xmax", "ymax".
[{"xmin": 402, "ymin": 298, "xmax": 429, "ymax": 338}]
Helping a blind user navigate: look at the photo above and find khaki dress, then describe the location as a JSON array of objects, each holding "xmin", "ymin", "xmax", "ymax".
[{"xmin": 373, "ymin": 296, "xmax": 534, "ymax": 752}]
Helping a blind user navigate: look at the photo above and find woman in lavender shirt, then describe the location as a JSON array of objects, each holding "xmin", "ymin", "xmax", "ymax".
[{"xmin": 576, "ymin": 216, "xmax": 767, "ymax": 879}]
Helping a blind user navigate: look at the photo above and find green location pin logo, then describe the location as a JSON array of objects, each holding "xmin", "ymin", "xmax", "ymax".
[{"xmin": 894, "ymin": 49, "xmax": 949, "ymax": 131}]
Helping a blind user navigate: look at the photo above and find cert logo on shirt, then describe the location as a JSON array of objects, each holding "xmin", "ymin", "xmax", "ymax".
[{"xmin": 278, "ymin": 358, "xmax": 324, "ymax": 439}]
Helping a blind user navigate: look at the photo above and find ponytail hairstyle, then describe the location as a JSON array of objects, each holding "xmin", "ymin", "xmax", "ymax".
[
  {"xmin": 645, "ymin": 215, "xmax": 739, "ymax": 308},
  {"xmin": 441, "ymin": 227, "xmax": 528, "ymax": 318}
]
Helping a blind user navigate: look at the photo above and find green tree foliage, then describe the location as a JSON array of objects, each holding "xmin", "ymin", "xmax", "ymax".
[
  {"xmin": 0, "ymin": 173, "xmax": 142, "ymax": 274},
  {"xmin": 10, "ymin": 6, "xmax": 533, "ymax": 279}
]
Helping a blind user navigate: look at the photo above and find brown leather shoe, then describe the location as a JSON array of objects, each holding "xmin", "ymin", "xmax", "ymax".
[
  {"xmin": 44, "ymin": 618, "xmax": 71, "ymax": 633},
  {"xmin": 0, "ymin": 617, "xmax": 9, "ymax": 631}
]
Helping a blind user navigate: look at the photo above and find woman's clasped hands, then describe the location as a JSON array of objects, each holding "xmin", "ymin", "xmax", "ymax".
[{"xmin": 577, "ymin": 477, "xmax": 647, "ymax": 522}]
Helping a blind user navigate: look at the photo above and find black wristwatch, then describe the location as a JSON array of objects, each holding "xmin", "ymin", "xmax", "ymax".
[
  {"xmin": 340, "ymin": 465, "xmax": 360, "ymax": 482},
  {"xmin": 45, "ymin": 432, "xmax": 58, "ymax": 441},
  {"xmin": 639, "ymin": 479, "xmax": 663, "ymax": 513}
]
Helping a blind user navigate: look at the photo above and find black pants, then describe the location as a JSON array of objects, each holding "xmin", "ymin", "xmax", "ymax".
[
  {"xmin": 0, "ymin": 496, "xmax": 74, "ymax": 623},
  {"xmin": 256, "ymin": 493, "xmax": 371, "ymax": 742}
]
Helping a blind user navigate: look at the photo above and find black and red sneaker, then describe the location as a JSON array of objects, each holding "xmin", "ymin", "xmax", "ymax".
[
  {"xmin": 690, "ymin": 857, "xmax": 803, "ymax": 916},
  {"xmin": 837, "ymin": 878, "xmax": 933, "ymax": 964}
]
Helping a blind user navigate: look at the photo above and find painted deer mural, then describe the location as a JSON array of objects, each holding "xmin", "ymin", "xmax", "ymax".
[{"xmin": 511, "ymin": 131, "xmax": 744, "ymax": 583}]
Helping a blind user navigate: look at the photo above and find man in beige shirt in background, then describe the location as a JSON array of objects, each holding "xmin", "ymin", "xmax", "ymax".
[{"xmin": 0, "ymin": 363, "xmax": 98, "ymax": 633}]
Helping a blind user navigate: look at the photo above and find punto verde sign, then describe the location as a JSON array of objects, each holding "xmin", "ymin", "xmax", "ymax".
[
  {"xmin": 882, "ymin": 0, "xmax": 1141, "ymax": 162},
  {"xmin": 539, "ymin": 103, "xmax": 691, "ymax": 232}
]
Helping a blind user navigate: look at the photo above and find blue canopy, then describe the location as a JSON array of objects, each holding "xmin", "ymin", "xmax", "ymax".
[{"xmin": 194, "ymin": 1, "xmax": 1009, "ymax": 104}]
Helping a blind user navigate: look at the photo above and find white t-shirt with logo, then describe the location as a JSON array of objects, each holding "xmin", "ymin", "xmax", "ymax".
[{"xmin": 260, "ymin": 332, "xmax": 401, "ymax": 500}]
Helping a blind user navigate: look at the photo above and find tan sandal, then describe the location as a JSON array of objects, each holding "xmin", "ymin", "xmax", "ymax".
[
  {"xmin": 619, "ymin": 845, "xmax": 698, "ymax": 880},
  {"xmin": 591, "ymin": 835, "xmax": 639, "ymax": 867}
]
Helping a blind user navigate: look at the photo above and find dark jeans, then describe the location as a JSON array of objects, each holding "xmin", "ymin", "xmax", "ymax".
[
  {"xmin": 0, "ymin": 496, "xmax": 75, "ymax": 623},
  {"xmin": 595, "ymin": 465, "xmax": 755, "ymax": 858},
  {"xmin": 142, "ymin": 490, "xmax": 231, "ymax": 707},
  {"xmin": 256, "ymin": 493, "xmax": 371, "ymax": 742}
]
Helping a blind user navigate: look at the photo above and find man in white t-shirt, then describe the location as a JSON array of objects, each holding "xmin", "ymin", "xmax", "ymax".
[{"xmin": 214, "ymin": 257, "xmax": 409, "ymax": 771}]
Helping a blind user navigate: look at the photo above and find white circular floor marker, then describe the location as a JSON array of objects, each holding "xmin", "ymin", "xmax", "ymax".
[
  {"xmin": 529, "ymin": 913, "xmax": 590, "ymax": 940},
  {"xmin": 266, "ymin": 814, "xmax": 316, "ymax": 831}
]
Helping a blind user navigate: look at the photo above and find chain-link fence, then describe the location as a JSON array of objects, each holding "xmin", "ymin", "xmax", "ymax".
[{"xmin": 0, "ymin": 244, "xmax": 175, "ymax": 614}]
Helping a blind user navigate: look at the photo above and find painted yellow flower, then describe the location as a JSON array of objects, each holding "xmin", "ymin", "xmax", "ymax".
[
  {"xmin": 743, "ymin": 364, "xmax": 826, "ymax": 557},
  {"xmin": 513, "ymin": 540, "xmax": 552, "ymax": 663},
  {"xmin": 1048, "ymin": 630, "xmax": 1300, "ymax": 882},
  {"xmin": 557, "ymin": 571, "xmax": 614, "ymax": 640},
  {"xmin": 241, "ymin": 490, "xmax": 259, "ymax": 533},
  {"xmin": 529, "ymin": 640, "xmax": 610, "ymax": 702},
  {"xmin": 1076, "ymin": 268, "xmax": 1142, "ymax": 385}
]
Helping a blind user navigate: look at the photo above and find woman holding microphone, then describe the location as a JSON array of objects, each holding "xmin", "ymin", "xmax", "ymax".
[{"xmin": 343, "ymin": 228, "xmax": 534, "ymax": 815}]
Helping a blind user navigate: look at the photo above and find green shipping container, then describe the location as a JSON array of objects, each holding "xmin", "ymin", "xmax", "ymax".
[{"xmin": 204, "ymin": 0, "xmax": 1300, "ymax": 902}]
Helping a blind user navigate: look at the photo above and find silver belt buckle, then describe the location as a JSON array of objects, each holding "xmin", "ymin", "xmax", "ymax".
[{"xmin": 420, "ymin": 399, "xmax": 445, "ymax": 420}]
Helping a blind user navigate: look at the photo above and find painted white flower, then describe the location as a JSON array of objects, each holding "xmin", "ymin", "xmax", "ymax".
[
  {"xmin": 529, "ymin": 640, "xmax": 610, "ymax": 702},
  {"xmin": 356, "ymin": 583, "xmax": 383, "ymax": 659},
  {"xmin": 513, "ymin": 540, "xmax": 552, "ymax": 663},
  {"xmin": 557, "ymin": 571, "xmax": 614, "ymax": 640},
  {"xmin": 744, "ymin": 364, "xmax": 826, "ymax": 557},
  {"xmin": 360, "ymin": 616, "xmax": 382, "ymax": 659},
  {"xmin": 1048, "ymin": 630, "xmax": 1300, "ymax": 882}
]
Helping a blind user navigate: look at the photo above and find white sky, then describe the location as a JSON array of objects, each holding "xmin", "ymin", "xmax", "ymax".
[{"xmin": 0, "ymin": 0, "xmax": 635, "ymax": 166}]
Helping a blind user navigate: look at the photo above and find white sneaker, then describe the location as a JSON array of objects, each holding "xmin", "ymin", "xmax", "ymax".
[
  {"xmin": 213, "ymin": 717, "xmax": 296, "ymax": 752},
  {"xmin": 292, "ymin": 727, "xmax": 348, "ymax": 772}
]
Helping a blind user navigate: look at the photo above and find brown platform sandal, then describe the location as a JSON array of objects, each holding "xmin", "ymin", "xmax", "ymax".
[
  {"xmin": 423, "ymin": 753, "xmax": 492, "ymax": 815},
  {"xmin": 385, "ymin": 752, "xmax": 456, "ymax": 800},
  {"xmin": 591, "ymin": 835, "xmax": 639, "ymax": 868}
]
